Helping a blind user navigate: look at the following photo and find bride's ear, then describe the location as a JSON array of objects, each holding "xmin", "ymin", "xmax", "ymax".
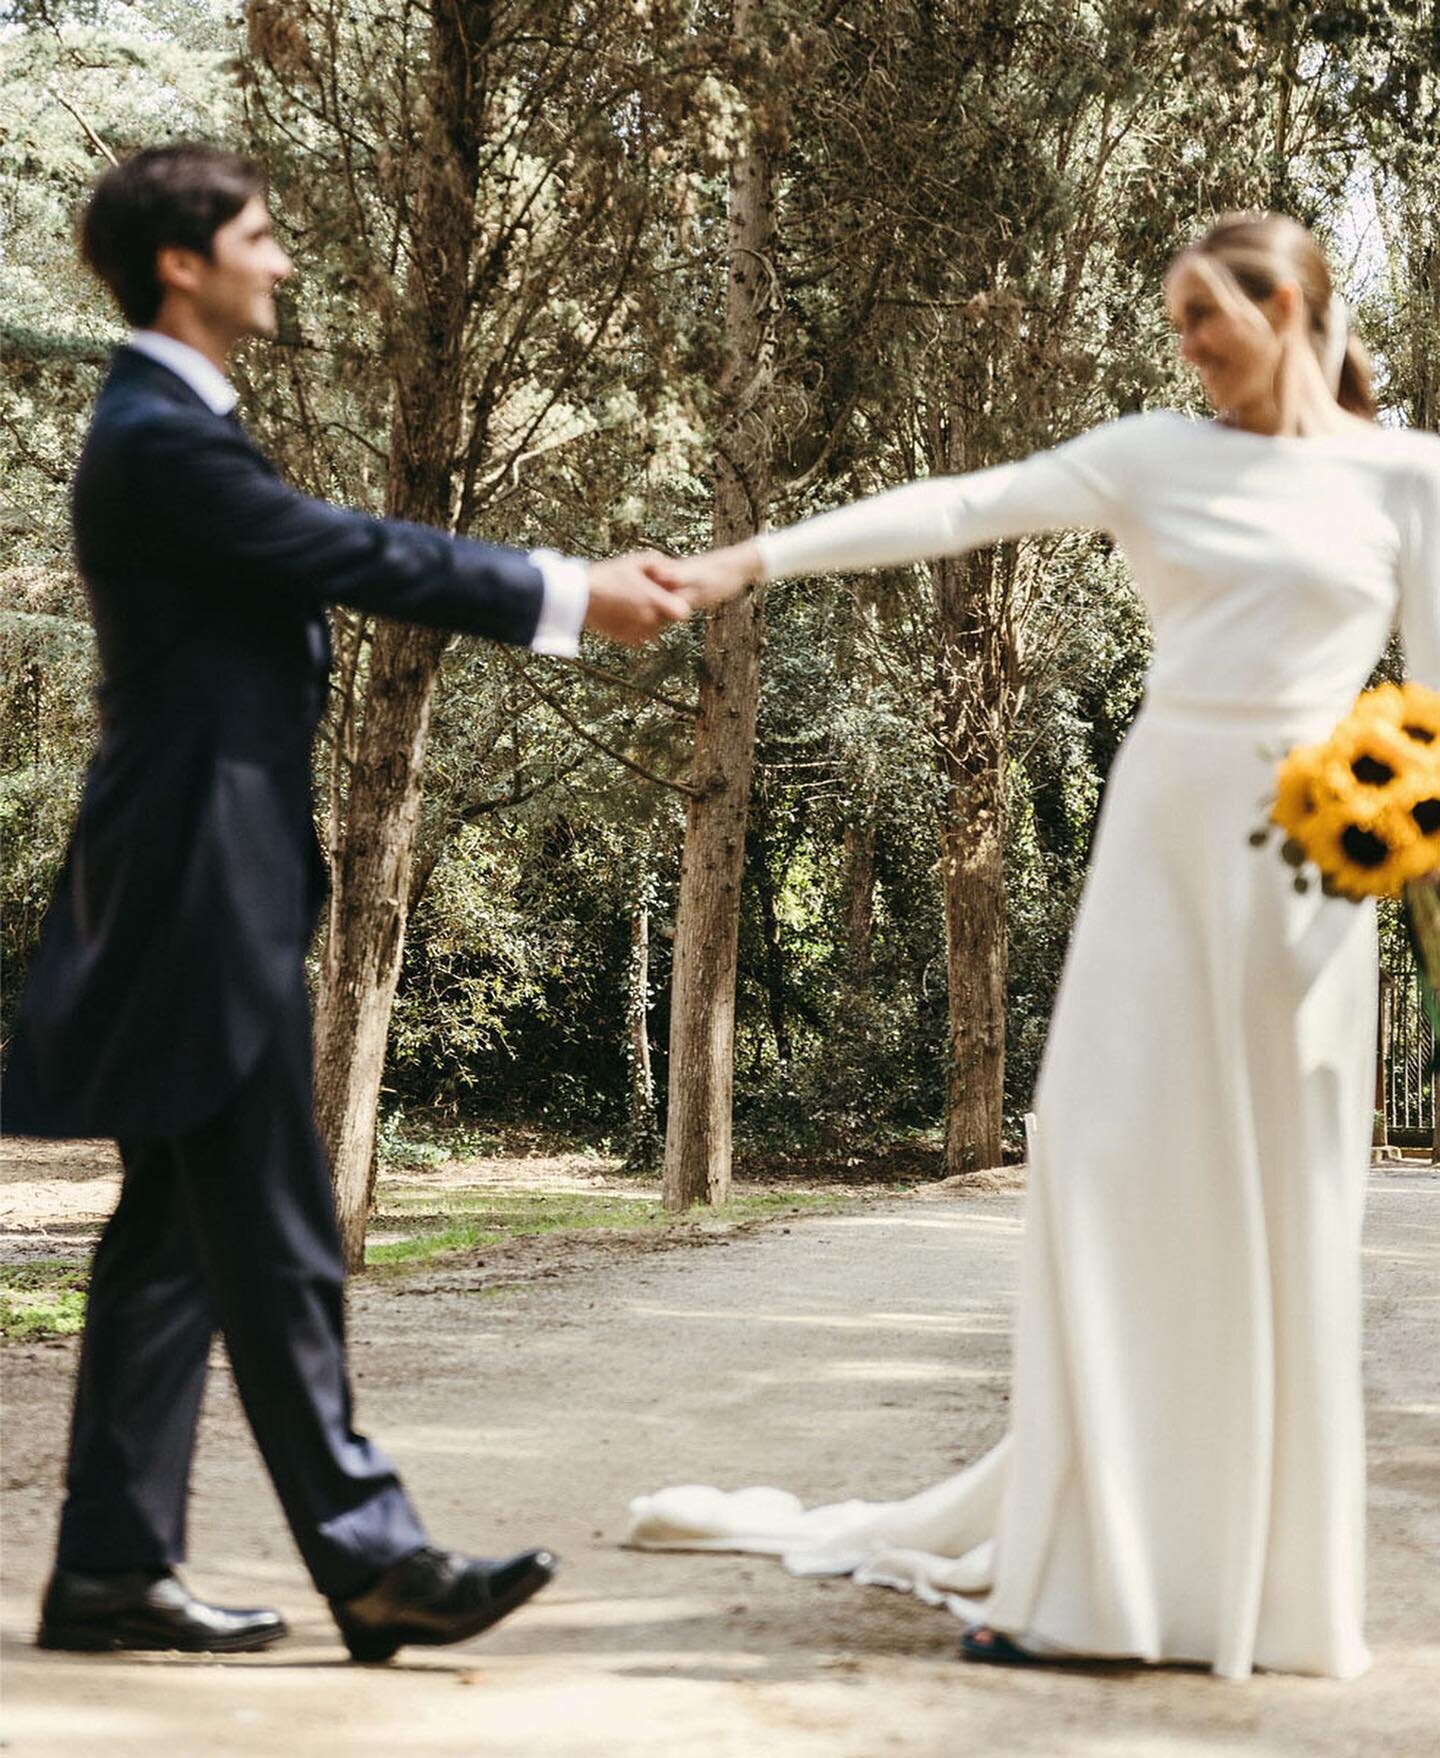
[{"xmin": 1263, "ymin": 279, "xmax": 1305, "ymax": 337}]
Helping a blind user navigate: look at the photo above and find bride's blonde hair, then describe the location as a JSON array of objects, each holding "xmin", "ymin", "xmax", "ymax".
[{"xmin": 1169, "ymin": 213, "xmax": 1377, "ymax": 428}]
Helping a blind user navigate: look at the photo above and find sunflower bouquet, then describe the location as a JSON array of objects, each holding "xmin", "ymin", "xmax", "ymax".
[
  {"xmin": 1258, "ymin": 680, "xmax": 1440, "ymax": 1026},
  {"xmin": 1261, "ymin": 681, "xmax": 1440, "ymax": 899}
]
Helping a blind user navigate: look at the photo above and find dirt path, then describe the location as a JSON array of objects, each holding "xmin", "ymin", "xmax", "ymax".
[{"xmin": 2, "ymin": 1167, "xmax": 1437, "ymax": 1757}]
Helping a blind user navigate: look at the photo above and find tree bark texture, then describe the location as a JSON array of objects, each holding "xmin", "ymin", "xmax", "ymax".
[
  {"xmin": 933, "ymin": 546, "xmax": 1013, "ymax": 1175},
  {"xmin": 624, "ymin": 900, "xmax": 660, "ymax": 1173},
  {"xmin": 313, "ymin": 0, "xmax": 490, "ymax": 1269},
  {"xmin": 663, "ymin": 5, "xmax": 776, "ymax": 1210}
]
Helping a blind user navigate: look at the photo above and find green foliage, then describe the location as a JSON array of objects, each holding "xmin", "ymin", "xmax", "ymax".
[
  {"xmin": 4, "ymin": 1, "xmax": 1437, "ymax": 1162},
  {"xmin": 0, "ymin": 571, "xmax": 96, "ymax": 1041},
  {"xmin": 0, "ymin": 1259, "xmax": 88, "ymax": 1340}
]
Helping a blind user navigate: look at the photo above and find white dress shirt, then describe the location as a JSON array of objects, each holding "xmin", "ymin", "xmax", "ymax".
[
  {"xmin": 127, "ymin": 329, "xmax": 588, "ymax": 655},
  {"xmin": 128, "ymin": 328, "xmax": 237, "ymax": 415}
]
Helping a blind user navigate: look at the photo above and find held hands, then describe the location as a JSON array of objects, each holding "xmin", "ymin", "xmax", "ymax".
[
  {"xmin": 581, "ymin": 539, "xmax": 764, "ymax": 646},
  {"xmin": 584, "ymin": 552, "xmax": 690, "ymax": 646},
  {"xmin": 669, "ymin": 540, "xmax": 765, "ymax": 611}
]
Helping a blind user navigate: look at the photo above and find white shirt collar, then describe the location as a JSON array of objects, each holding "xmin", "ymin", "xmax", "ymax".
[{"xmin": 127, "ymin": 330, "xmax": 238, "ymax": 416}]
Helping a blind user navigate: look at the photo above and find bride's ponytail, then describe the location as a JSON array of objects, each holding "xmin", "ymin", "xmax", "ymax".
[{"xmin": 1336, "ymin": 331, "xmax": 1378, "ymax": 421}]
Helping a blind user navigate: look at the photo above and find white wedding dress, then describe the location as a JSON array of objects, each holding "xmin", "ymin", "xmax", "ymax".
[{"xmin": 629, "ymin": 412, "xmax": 1440, "ymax": 1679}]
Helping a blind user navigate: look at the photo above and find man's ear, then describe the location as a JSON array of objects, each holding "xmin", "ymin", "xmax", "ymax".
[{"xmin": 155, "ymin": 243, "xmax": 206, "ymax": 298}]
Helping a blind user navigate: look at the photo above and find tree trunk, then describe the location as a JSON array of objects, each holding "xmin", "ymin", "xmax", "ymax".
[
  {"xmin": 934, "ymin": 548, "xmax": 1011, "ymax": 1174},
  {"xmin": 314, "ymin": 625, "xmax": 447, "ymax": 1265},
  {"xmin": 624, "ymin": 898, "xmax": 661, "ymax": 1173},
  {"xmin": 663, "ymin": 592, "xmax": 765, "ymax": 1210},
  {"xmin": 313, "ymin": 0, "xmax": 490, "ymax": 1270},
  {"xmin": 939, "ymin": 774, "xmax": 1008, "ymax": 1173},
  {"xmin": 662, "ymin": 5, "xmax": 776, "ymax": 1210}
]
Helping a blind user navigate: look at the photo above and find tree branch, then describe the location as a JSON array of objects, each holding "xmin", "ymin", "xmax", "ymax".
[
  {"xmin": 562, "ymin": 655, "xmax": 698, "ymax": 715},
  {"xmin": 503, "ymin": 653, "xmax": 701, "ymax": 797},
  {"xmin": 48, "ymin": 87, "xmax": 117, "ymax": 165}
]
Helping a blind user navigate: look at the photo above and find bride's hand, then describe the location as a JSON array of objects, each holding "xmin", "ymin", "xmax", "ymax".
[{"xmin": 671, "ymin": 540, "xmax": 765, "ymax": 611}]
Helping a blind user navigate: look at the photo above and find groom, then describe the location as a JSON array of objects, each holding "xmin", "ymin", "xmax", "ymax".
[{"xmin": 4, "ymin": 142, "xmax": 686, "ymax": 1661}]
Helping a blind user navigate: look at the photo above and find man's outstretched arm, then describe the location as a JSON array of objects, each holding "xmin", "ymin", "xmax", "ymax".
[{"xmin": 120, "ymin": 411, "xmax": 687, "ymax": 648}]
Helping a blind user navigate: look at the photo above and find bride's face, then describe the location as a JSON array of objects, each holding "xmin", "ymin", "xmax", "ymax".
[{"xmin": 1165, "ymin": 258, "xmax": 1287, "ymax": 418}]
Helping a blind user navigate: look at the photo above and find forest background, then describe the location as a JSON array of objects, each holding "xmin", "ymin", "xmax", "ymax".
[{"xmin": 2, "ymin": 1, "xmax": 1438, "ymax": 1266}]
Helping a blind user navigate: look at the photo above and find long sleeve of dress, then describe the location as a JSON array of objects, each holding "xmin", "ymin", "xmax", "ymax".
[
  {"xmin": 1399, "ymin": 441, "xmax": 1440, "ymax": 690},
  {"xmin": 755, "ymin": 417, "xmax": 1144, "ymax": 582}
]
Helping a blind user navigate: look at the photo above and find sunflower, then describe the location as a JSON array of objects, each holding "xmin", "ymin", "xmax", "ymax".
[
  {"xmin": 1397, "ymin": 680, "xmax": 1440, "ymax": 752},
  {"xmin": 1385, "ymin": 771, "xmax": 1440, "ymax": 884},
  {"xmin": 1270, "ymin": 743, "xmax": 1327, "ymax": 843},
  {"xmin": 1357, "ymin": 680, "xmax": 1405, "ymax": 727},
  {"xmin": 1322, "ymin": 715, "xmax": 1423, "ymax": 792},
  {"xmin": 1302, "ymin": 796, "xmax": 1404, "ymax": 899}
]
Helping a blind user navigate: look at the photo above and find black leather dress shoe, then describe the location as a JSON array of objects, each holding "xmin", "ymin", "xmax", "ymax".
[
  {"xmin": 331, "ymin": 1546, "xmax": 557, "ymax": 1663},
  {"xmin": 36, "ymin": 1568, "xmax": 288, "ymax": 1654}
]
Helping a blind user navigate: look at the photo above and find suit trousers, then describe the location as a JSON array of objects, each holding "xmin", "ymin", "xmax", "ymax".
[{"xmin": 54, "ymin": 982, "xmax": 428, "ymax": 1599}]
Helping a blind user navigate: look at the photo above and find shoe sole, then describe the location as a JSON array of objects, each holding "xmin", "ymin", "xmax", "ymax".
[
  {"xmin": 337, "ymin": 1552, "xmax": 557, "ymax": 1663},
  {"xmin": 36, "ymin": 1620, "xmax": 288, "ymax": 1655}
]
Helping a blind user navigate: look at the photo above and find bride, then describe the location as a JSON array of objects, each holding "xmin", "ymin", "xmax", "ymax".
[{"xmin": 629, "ymin": 213, "xmax": 1440, "ymax": 1680}]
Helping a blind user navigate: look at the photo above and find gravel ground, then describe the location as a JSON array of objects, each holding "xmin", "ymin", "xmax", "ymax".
[{"xmin": 1, "ymin": 1162, "xmax": 1436, "ymax": 1757}]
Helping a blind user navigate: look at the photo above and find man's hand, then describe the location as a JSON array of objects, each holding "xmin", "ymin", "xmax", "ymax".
[
  {"xmin": 584, "ymin": 552, "xmax": 690, "ymax": 646},
  {"xmin": 668, "ymin": 540, "xmax": 764, "ymax": 611}
]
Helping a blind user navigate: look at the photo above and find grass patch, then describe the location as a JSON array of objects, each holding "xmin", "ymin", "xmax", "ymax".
[
  {"xmin": 364, "ymin": 1189, "xmax": 836, "ymax": 1270},
  {"xmin": 1, "ymin": 1260, "xmax": 88, "ymax": 1342},
  {"xmin": 375, "ymin": 1114, "xmax": 613, "ymax": 1170},
  {"xmin": 0, "ymin": 1184, "xmax": 847, "ymax": 1326}
]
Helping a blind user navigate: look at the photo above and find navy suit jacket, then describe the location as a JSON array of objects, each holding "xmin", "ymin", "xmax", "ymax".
[{"xmin": 5, "ymin": 346, "xmax": 549, "ymax": 1138}]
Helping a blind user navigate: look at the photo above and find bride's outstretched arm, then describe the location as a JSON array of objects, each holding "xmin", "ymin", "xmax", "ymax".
[{"xmin": 674, "ymin": 428, "xmax": 1128, "ymax": 609}]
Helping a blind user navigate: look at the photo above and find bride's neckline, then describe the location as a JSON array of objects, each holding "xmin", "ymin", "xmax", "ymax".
[{"xmin": 1199, "ymin": 414, "xmax": 1391, "ymax": 449}]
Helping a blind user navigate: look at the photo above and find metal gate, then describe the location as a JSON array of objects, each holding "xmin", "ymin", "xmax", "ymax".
[{"xmin": 1378, "ymin": 909, "xmax": 1435, "ymax": 1149}]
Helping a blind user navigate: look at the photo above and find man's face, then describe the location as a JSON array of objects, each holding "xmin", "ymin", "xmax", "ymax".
[{"xmin": 159, "ymin": 195, "xmax": 293, "ymax": 344}]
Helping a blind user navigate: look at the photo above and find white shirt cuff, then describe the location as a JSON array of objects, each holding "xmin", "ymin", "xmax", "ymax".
[{"xmin": 528, "ymin": 549, "xmax": 589, "ymax": 656}]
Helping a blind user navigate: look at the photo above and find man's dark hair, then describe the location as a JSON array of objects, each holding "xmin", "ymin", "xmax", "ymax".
[{"xmin": 80, "ymin": 143, "xmax": 264, "ymax": 327}]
